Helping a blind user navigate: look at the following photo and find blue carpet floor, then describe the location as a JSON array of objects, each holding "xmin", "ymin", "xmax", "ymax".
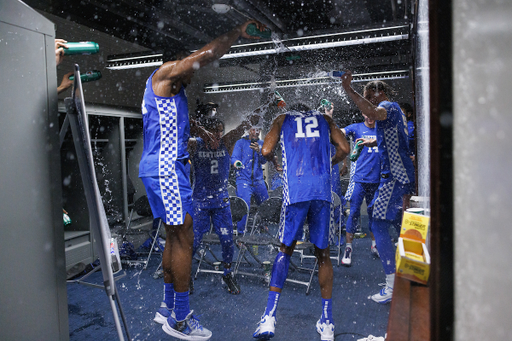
[{"xmin": 67, "ymin": 229, "xmax": 390, "ymax": 340}]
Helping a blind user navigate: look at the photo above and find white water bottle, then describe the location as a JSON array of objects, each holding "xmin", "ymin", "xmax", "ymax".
[{"xmin": 327, "ymin": 71, "xmax": 345, "ymax": 78}]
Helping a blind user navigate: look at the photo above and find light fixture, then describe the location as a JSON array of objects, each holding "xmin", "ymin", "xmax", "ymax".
[
  {"xmin": 106, "ymin": 24, "xmax": 409, "ymax": 70},
  {"xmin": 106, "ymin": 53, "xmax": 163, "ymax": 70},
  {"xmin": 203, "ymin": 70, "xmax": 409, "ymax": 94},
  {"xmin": 212, "ymin": 4, "xmax": 231, "ymax": 14},
  {"xmin": 220, "ymin": 25, "xmax": 409, "ymax": 59}
]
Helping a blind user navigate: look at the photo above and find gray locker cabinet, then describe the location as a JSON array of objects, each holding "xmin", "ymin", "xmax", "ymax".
[{"xmin": 0, "ymin": 1, "xmax": 69, "ymax": 340}]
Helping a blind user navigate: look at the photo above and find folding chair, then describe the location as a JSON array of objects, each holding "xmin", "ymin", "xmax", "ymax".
[
  {"xmin": 234, "ymin": 197, "xmax": 318, "ymax": 294},
  {"xmin": 268, "ymin": 186, "xmax": 283, "ymax": 199},
  {"xmin": 120, "ymin": 196, "xmax": 165, "ymax": 271},
  {"xmin": 227, "ymin": 184, "xmax": 237, "ymax": 197},
  {"xmin": 233, "ymin": 197, "xmax": 282, "ymax": 278},
  {"xmin": 330, "ymin": 192, "xmax": 344, "ymax": 265},
  {"xmin": 194, "ymin": 196, "xmax": 249, "ymax": 279}
]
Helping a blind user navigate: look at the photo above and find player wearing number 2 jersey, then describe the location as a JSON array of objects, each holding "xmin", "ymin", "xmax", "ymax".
[
  {"xmin": 253, "ymin": 103, "xmax": 349, "ymax": 341},
  {"xmin": 189, "ymin": 115, "xmax": 259, "ymax": 295},
  {"xmin": 341, "ymin": 114, "xmax": 381, "ymax": 266}
]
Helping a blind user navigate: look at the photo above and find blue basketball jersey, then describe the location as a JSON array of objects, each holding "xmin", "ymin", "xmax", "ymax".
[
  {"xmin": 376, "ymin": 101, "xmax": 415, "ymax": 184},
  {"xmin": 191, "ymin": 138, "xmax": 230, "ymax": 208},
  {"xmin": 344, "ymin": 122, "xmax": 380, "ymax": 183},
  {"xmin": 280, "ymin": 111, "xmax": 332, "ymax": 206},
  {"xmin": 139, "ymin": 69, "xmax": 190, "ymax": 177}
]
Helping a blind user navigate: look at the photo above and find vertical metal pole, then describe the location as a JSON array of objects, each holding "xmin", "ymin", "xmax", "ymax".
[{"xmin": 119, "ymin": 117, "xmax": 129, "ymax": 223}]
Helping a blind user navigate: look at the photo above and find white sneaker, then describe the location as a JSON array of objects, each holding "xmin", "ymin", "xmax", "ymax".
[
  {"xmin": 341, "ymin": 247, "xmax": 352, "ymax": 267},
  {"xmin": 253, "ymin": 314, "xmax": 276, "ymax": 339},
  {"xmin": 162, "ymin": 310, "xmax": 212, "ymax": 340},
  {"xmin": 154, "ymin": 302, "xmax": 173, "ymax": 324},
  {"xmin": 370, "ymin": 245, "xmax": 380, "ymax": 258},
  {"xmin": 371, "ymin": 286, "xmax": 393, "ymax": 304},
  {"xmin": 316, "ymin": 319, "xmax": 334, "ymax": 341}
]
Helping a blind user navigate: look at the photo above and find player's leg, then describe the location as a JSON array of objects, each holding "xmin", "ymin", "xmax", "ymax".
[
  {"xmin": 141, "ymin": 176, "xmax": 175, "ymax": 324},
  {"xmin": 308, "ymin": 200, "xmax": 335, "ymax": 341},
  {"xmin": 254, "ymin": 203, "xmax": 307, "ymax": 340},
  {"xmin": 343, "ymin": 182, "xmax": 365, "ymax": 266},
  {"xmin": 369, "ymin": 179, "xmax": 408, "ymax": 304},
  {"xmin": 253, "ymin": 180, "xmax": 269, "ymax": 205},
  {"xmin": 158, "ymin": 161, "xmax": 212, "ymax": 340},
  {"xmin": 192, "ymin": 206, "xmax": 211, "ymax": 257},
  {"xmin": 236, "ymin": 181, "xmax": 252, "ymax": 234},
  {"xmin": 365, "ymin": 183, "xmax": 380, "ymax": 257},
  {"xmin": 212, "ymin": 205, "xmax": 240, "ymax": 294}
]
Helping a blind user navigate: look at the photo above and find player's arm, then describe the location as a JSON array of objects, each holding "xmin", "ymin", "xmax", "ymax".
[
  {"xmin": 231, "ymin": 139, "xmax": 243, "ymax": 168},
  {"xmin": 340, "ymin": 157, "xmax": 349, "ymax": 176},
  {"xmin": 262, "ymin": 115, "xmax": 285, "ymax": 162},
  {"xmin": 222, "ymin": 114, "xmax": 261, "ymax": 155},
  {"xmin": 356, "ymin": 137, "xmax": 377, "ymax": 147},
  {"xmin": 57, "ymin": 72, "xmax": 74, "ymax": 94},
  {"xmin": 190, "ymin": 119, "xmax": 219, "ymax": 149},
  {"xmin": 325, "ymin": 115, "xmax": 350, "ymax": 166},
  {"xmin": 153, "ymin": 20, "xmax": 265, "ymax": 93},
  {"xmin": 341, "ymin": 71, "xmax": 387, "ymax": 121}
]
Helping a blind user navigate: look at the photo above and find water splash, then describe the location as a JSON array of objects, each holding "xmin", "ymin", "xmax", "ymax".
[{"xmin": 271, "ymin": 32, "xmax": 290, "ymax": 54}]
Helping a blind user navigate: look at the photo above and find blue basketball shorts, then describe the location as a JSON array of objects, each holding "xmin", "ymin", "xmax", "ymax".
[
  {"xmin": 141, "ymin": 160, "xmax": 193, "ymax": 225},
  {"xmin": 369, "ymin": 178, "xmax": 414, "ymax": 222},
  {"xmin": 280, "ymin": 200, "xmax": 331, "ymax": 250},
  {"xmin": 193, "ymin": 204, "xmax": 233, "ymax": 236}
]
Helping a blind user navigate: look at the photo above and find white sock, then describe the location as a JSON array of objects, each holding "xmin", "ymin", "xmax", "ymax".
[
  {"xmin": 346, "ymin": 243, "xmax": 352, "ymax": 249},
  {"xmin": 371, "ymin": 240, "xmax": 376, "ymax": 247},
  {"xmin": 386, "ymin": 273, "xmax": 395, "ymax": 289}
]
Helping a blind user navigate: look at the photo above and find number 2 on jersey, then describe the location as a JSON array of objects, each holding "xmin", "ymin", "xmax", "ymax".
[
  {"xmin": 295, "ymin": 116, "xmax": 320, "ymax": 138},
  {"xmin": 210, "ymin": 160, "xmax": 218, "ymax": 174}
]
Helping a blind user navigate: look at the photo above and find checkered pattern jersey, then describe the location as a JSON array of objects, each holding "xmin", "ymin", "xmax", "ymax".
[
  {"xmin": 376, "ymin": 101, "xmax": 415, "ymax": 185},
  {"xmin": 139, "ymin": 71, "xmax": 191, "ymax": 225}
]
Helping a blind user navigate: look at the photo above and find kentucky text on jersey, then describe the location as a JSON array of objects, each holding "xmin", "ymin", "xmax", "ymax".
[{"xmin": 197, "ymin": 150, "xmax": 227, "ymax": 158}]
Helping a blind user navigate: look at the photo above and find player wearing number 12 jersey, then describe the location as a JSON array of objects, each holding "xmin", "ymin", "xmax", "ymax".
[
  {"xmin": 253, "ymin": 104, "xmax": 349, "ymax": 341},
  {"xmin": 341, "ymin": 114, "xmax": 381, "ymax": 266}
]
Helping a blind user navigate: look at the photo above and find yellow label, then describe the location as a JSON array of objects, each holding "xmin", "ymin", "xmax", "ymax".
[{"xmin": 401, "ymin": 212, "xmax": 430, "ymax": 242}]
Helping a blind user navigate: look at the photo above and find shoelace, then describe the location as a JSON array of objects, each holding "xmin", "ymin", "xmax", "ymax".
[{"xmin": 188, "ymin": 314, "xmax": 203, "ymax": 330}]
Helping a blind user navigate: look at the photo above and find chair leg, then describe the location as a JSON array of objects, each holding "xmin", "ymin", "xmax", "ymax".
[
  {"xmin": 194, "ymin": 247, "xmax": 207, "ymax": 279},
  {"xmin": 143, "ymin": 219, "xmax": 163, "ymax": 270},
  {"xmin": 305, "ymin": 259, "xmax": 318, "ymax": 295}
]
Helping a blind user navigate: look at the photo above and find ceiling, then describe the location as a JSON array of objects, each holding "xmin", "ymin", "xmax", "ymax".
[{"xmin": 24, "ymin": 0, "xmax": 414, "ymax": 72}]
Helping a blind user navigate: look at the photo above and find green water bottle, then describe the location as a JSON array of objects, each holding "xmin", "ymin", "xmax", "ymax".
[
  {"xmin": 63, "ymin": 211, "xmax": 71, "ymax": 226},
  {"xmin": 274, "ymin": 90, "xmax": 286, "ymax": 109},
  {"xmin": 63, "ymin": 41, "xmax": 99, "ymax": 55},
  {"xmin": 350, "ymin": 140, "xmax": 364, "ymax": 161},
  {"xmin": 245, "ymin": 23, "xmax": 271, "ymax": 39},
  {"xmin": 320, "ymin": 99, "xmax": 332, "ymax": 111},
  {"xmin": 69, "ymin": 70, "xmax": 102, "ymax": 83}
]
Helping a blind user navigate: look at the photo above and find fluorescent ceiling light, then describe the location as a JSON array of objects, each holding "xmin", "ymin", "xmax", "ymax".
[
  {"xmin": 203, "ymin": 70, "xmax": 409, "ymax": 93},
  {"xmin": 221, "ymin": 25, "xmax": 409, "ymax": 59},
  {"xmin": 106, "ymin": 25, "xmax": 410, "ymax": 70},
  {"xmin": 106, "ymin": 53, "xmax": 163, "ymax": 70}
]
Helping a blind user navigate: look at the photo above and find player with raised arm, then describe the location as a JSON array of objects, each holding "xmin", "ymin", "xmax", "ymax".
[
  {"xmin": 139, "ymin": 19, "xmax": 267, "ymax": 340},
  {"xmin": 253, "ymin": 103, "xmax": 349, "ymax": 341},
  {"xmin": 340, "ymin": 72, "xmax": 415, "ymax": 304},
  {"xmin": 189, "ymin": 114, "xmax": 260, "ymax": 295}
]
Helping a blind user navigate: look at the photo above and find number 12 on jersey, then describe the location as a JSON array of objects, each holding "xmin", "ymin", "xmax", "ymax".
[{"xmin": 295, "ymin": 116, "xmax": 320, "ymax": 138}]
